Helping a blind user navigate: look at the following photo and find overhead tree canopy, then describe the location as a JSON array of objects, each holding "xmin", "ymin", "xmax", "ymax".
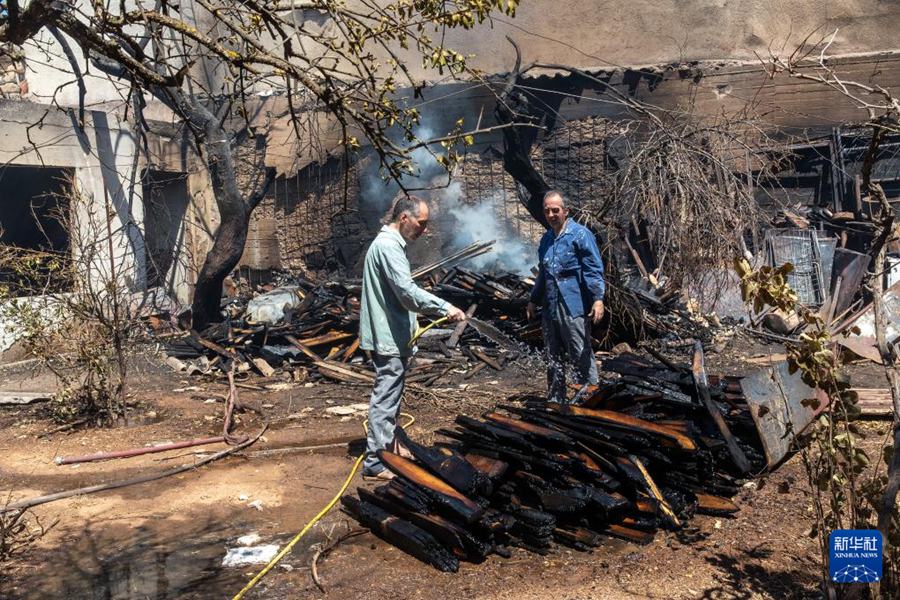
[{"xmin": 0, "ymin": 0, "xmax": 519, "ymax": 328}]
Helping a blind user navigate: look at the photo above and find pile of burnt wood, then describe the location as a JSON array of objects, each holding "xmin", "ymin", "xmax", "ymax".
[
  {"xmin": 341, "ymin": 351, "xmax": 763, "ymax": 571},
  {"xmin": 160, "ymin": 257, "xmax": 538, "ymax": 385}
]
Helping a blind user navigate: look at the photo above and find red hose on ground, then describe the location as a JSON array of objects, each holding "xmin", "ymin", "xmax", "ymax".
[
  {"xmin": 54, "ymin": 436, "xmax": 226, "ymax": 465},
  {"xmin": 55, "ymin": 364, "xmax": 247, "ymax": 466}
]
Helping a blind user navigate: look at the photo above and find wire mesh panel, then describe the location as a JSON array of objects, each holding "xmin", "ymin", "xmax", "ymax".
[{"xmin": 764, "ymin": 228, "xmax": 826, "ymax": 307}]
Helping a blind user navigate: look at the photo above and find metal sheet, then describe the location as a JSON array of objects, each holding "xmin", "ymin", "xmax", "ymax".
[
  {"xmin": 818, "ymin": 236, "xmax": 837, "ymax": 295},
  {"xmin": 831, "ymin": 248, "xmax": 870, "ymax": 316},
  {"xmin": 741, "ymin": 360, "xmax": 830, "ymax": 468},
  {"xmin": 844, "ymin": 279, "xmax": 900, "ymax": 341}
]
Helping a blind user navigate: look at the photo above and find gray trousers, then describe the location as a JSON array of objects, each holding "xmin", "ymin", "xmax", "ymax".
[
  {"xmin": 363, "ymin": 353, "xmax": 410, "ymax": 475},
  {"xmin": 543, "ymin": 301, "xmax": 599, "ymax": 403}
]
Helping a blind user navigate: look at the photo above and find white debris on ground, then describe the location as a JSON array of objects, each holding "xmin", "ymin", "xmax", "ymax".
[{"xmin": 222, "ymin": 544, "xmax": 280, "ymax": 567}]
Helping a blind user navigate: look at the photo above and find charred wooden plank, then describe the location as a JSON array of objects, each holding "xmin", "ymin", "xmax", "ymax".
[
  {"xmin": 634, "ymin": 497, "xmax": 659, "ymax": 515},
  {"xmin": 644, "ymin": 346, "xmax": 690, "ymax": 374},
  {"xmin": 378, "ymin": 451, "xmax": 483, "ymax": 524},
  {"xmin": 357, "ymin": 488, "xmax": 491, "ymax": 562},
  {"xmin": 284, "ymin": 334, "xmax": 321, "ymax": 360},
  {"xmin": 454, "ymin": 415, "xmax": 544, "ymax": 454},
  {"xmin": 502, "ymin": 408, "xmax": 636, "ymax": 455},
  {"xmin": 464, "ymin": 452, "xmax": 509, "ymax": 479},
  {"xmin": 553, "ymin": 405, "xmax": 697, "ymax": 451},
  {"xmin": 585, "ymin": 486, "xmax": 630, "ymax": 515},
  {"xmin": 506, "ymin": 534, "xmax": 552, "ymax": 554},
  {"xmin": 567, "ymin": 451, "xmax": 621, "ymax": 490},
  {"xmin": 464, "ymin": 363, "xmax": 488, "ymax": 379},
  {"xmin": 626, "ymin": 454, "xmax": 681, "ymax": 528},
  {"xmin": 340, "ymin": 496, "xmax": 459, "ymax": 572},
  {"xmin": 392, "ymin": 427, "xmax": 492, "ymax": 497},
  {"xmin": 189, "ymin": 331, "xmax": 240, "ymax": 361},
  {"xmin": 603, "ymin": 523, "xmax": 655, "ymax": 545},
  {"xmin": 619, "ymin": 516, "xmax": 659, "ymax": 531},
  {"xmin": 466, "ymin": 442, "xmax": 566, "ymax": 474},
  {"xmin": 478, "ymin": 508, "xmax": 516, "ymax": 535},
  {"xmin": 380, "ymin": 480, "xmax": 431, "ymax": 513},
  {"xmin": 554, "ymin": 526, "xmax": 603, "ymax": 549},
  {"xmin": 513, "ymin": 471, "xmax": 591, "ymax": 513},
  {"xmin": 483, "ymin": 412, "xmax": 573, "ymax": 446},
  {"xmin": 575, "ymin": 442, "xmax": 620, "ymax": 478},
  {"xmin": 447, "ymin": 303, "xmax": 478, "ymax": 348},
  {"xmin": 470, "ymin": 347, "xmax": 503, "ymax": 371},
  {"xmin": 503, "ymin": 406, "xmax": 629, "ymax": 448},
  {"xmin": 694, "ymin": 492, "xmax": 740, "ymax": 516}
]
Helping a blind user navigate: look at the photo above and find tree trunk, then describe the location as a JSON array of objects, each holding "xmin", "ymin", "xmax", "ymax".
[
  {"xmin": 190, "ymin": 111, "xmax": 250, "ymax": 331},
  {"xmin": 493, "ymin": 38, "xmax": 549, "ymax": 229},
  {"xmin": 191, "ymin": 197, "xmax": 250, "ymax": 331}
]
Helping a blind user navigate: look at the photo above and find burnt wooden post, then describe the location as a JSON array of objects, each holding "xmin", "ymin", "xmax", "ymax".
[{"xmin": 692, "ymin": 340, "xmax": 752, "ymax": 474}]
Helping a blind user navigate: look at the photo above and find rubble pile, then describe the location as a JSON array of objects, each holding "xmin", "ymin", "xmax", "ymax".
[
  {"xmin": 159, "ymin": 243, "xmax": 541, "ymax": 385},
  {"xmin": 341, "ymin": 351, "xmax": 765, "ymax": 572}
]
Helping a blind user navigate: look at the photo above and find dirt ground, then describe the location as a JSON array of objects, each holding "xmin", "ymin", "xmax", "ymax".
[{"xmin": 0, "ymin": 334, "xmax": 892, "ymax": 599}]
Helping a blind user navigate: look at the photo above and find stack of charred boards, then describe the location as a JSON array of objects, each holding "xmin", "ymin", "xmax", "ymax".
[{"xmin": 342, "ymin": 353, "xmax": 763, "ymax": 572}]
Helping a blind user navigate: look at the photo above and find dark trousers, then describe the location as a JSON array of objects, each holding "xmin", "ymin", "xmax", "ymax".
[{"xmin": 542, "ymin": 301, "xmax": 599, "ymax": 403}]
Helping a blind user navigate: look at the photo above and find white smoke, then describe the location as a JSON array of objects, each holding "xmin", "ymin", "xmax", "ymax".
[
  {"xmin": 356, "ymin": 120, "xmax": 537, "ymax": 276},
  {"xmin": 440, "ymin": 182, "xmax": 536, "ymax": 276},
  {"xmin": 359, "ymin": 126, "xmax": 444, "ymax": 224}
]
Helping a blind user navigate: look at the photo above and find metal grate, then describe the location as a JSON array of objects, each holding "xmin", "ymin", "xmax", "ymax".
[{"xmin": 764, "ymin": 228, "xmax": 826, "ymax": 307}]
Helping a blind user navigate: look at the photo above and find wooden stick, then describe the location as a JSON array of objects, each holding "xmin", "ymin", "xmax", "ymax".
[
  {"xmin": 464, "ymin": 363, "xmax": 488, "ymax": 380},
  {"xmin": 243, "ymin": 440, "xmax": 354, "ymax": 457},
  {"xmin": 37, "ymin": 418, "xmax": 90, "ymax": 439},
  {"xmin": 341, "ymin": 338, "xmax": 360, "ymax": 362},
  {"xmin": 297, "ymin": 331, "xmax": 354, "ymax": 347},
  {"xmin": 447, "ymin": 303, "xmax": 478, "ymax": 348},
  {"xmin": 190, "ymin": 331, "xmax": 240, "ymax": 361},
  {"xmin": 285, "ymin": 335, "xmax": 321, "ymax": 360},
  {"xmin": 311, "ymin": 528, "xmax": 369, "ymax": 593},
  {"xmin": 470, "ymin": 347, "xmax": 503, "ymax": 371},
  {"xmin": 315, "ymin": 360, "xmax": 375, "ymax": 383},
  {"xmin": 691, "ymin": 341, "xmax": 751, "ymax": 473},
  {"xmin": 425, "ymin": 365, "xmax": 456, "ymax": 387},
  {"xmin": 643, "ymin": 346, "xmax": 688, "ymax": 374},
  {"xmin": 628, "ymin": 454, "xmax": 681, "ymax": 528}
]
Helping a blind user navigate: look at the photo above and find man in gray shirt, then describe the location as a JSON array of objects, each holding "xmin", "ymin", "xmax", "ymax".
[{"xmin": 359, "ymin": 196, "xmax": 465, "ymax": 480}]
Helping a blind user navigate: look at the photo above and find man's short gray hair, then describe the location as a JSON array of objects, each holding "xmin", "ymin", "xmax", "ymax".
[
  {"xmin": 543, "ymin": 190, "xmax": 566, "ymax": 208},
  {"xmin": 389, "ymin": 195, "xmax": 427, "ymax": 223}
]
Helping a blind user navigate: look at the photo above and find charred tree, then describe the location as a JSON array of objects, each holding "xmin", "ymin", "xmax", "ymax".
[
  {"xmin": 88, "ymin": 49, "xmax": 275, "ymax": 330},
  {"xmin": 493, "ymin": 37, "xmax": 549, "ymax": 229},
  {"xmin": 190, "ymin": 119, "xmax": 274, "ymax": 331}
]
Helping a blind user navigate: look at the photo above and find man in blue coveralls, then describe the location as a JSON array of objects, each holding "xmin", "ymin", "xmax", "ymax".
[{"xmin": 526, "ymin": 190, "xmax": 606, "ymax": 404}]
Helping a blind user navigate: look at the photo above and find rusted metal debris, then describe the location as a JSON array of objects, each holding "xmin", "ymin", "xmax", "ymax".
[{"xmin": 740, "ymin": 359, "xmax": 830, "ymax": 468}]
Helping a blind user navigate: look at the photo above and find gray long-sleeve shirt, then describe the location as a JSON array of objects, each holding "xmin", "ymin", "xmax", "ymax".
[{"xmin": 359, "ymin": 226, "xmax": 450, "ymax": 357}]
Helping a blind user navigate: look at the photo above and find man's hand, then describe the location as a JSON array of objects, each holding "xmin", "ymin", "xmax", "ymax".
[
  {"xmin": 446, "ymin": 305, "xmax": 467, "ymax": 323},
  {"xmin": 526, "ymin": 301, "xmax": 537, "ymax": 322},
  {"xmin": 589, "ymin": 300, "xmax": 605, "ymax": 324}
]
